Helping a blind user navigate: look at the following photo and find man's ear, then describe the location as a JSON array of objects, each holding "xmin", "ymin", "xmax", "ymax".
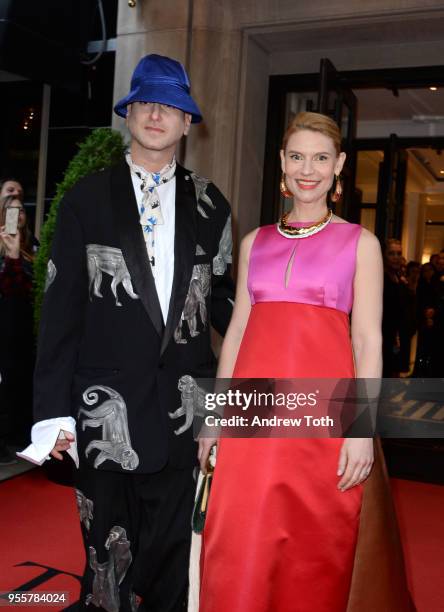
[
  {"xmin": 126, "ymin": 104, "xmax": 132, "ymax": 122},
  {"xmin": 184, "ymin": 113, "xmax": 192, "ymax": 135}
]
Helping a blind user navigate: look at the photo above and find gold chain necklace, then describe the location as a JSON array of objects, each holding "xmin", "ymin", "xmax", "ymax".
[{"xmin": 276, "ymin": 209, "xmax": 333, "ymax": 239}]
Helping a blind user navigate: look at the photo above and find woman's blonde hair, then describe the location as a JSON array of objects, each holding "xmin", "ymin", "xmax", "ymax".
[{"xmin": 282, "ymin": 111, "xmax": 342, "ymax": 155}]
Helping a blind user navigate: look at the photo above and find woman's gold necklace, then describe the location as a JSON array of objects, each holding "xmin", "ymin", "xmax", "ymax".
[{"xmin": 277, "ymin": 208, "xmax": 333, "ymax": 239}]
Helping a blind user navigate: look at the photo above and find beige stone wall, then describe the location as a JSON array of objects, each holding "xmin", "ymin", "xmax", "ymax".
[
  {"xmin": 113, "ymin": 0, "xmax": 444, "ymax": 244},
  {"xmin": 232, "ymin": 36, "xmax": 270, "ymax": 244},
  {"xmin": 184, "ymin": 10, "xmax": 241, "ymax": 197}
]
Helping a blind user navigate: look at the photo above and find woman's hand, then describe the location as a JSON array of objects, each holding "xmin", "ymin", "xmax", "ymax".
[
  {"xmin": 0, "ymin": 226, "xmax": 20, "ymax": 259},
  {"xmin": 198, "ymin": 437, "xmax": 218, "ymax": 474},
  {"xmin": 337, "ymin": 438, "xmax": 374, "ymax": 491}
]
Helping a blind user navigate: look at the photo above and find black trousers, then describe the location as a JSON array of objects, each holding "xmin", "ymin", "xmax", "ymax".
[{"xmin": 75, "ymin": 462, "xmax": 196, "ymax": 612}]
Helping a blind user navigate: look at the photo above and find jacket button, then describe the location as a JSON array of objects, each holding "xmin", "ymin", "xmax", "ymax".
[{"xmin": 158, "ymin": 362, "xmax": 165, "ymax": 370}]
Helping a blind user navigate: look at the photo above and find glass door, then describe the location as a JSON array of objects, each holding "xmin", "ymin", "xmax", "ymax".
[
  {"xmin": 375, "ymin": 134, "xmax": 407, "ymax": 241},
  {"xmin": 317, "ymin": 58, "xmax": 358, "ymax": 221}
]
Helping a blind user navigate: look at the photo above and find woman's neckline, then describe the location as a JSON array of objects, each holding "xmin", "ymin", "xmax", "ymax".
[
  {"xmin": 283, "ymin": 212, "xmax": 349, "ymax": 227},
  {"xmin": 285, "ymin": 220, "xmax": 349, "ymax": 226}
]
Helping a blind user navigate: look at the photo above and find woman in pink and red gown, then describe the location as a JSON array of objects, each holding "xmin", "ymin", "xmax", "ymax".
[{"xmin": 198, "ymin": 112, "xmax": 414, "ymax": 611}]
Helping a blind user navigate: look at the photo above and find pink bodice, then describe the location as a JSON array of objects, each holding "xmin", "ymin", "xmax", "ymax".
[{"xmin": 248, "ymin": 222, "xmax": 362, "ymax": 314}]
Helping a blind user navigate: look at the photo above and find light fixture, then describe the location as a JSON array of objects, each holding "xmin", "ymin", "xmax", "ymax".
[
  {"xmin": 429, "ymin": 86, "xmax": 438, "ymax": 91},
  {"xmin": 21, "ymin": 107, "xmax": 35, "ymax": 132},
  {"xmin": 440, "ymin": 170, "xmax": 444, "ymax": 174}
]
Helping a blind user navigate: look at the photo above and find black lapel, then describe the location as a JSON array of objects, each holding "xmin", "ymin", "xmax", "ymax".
[
  {"xmin": 110, "ymin": 160, "xmax": 164, "ymax": 337},
  {"xmin": 161, "ymin": 164, "xmax": 197, "ymax": 354}
]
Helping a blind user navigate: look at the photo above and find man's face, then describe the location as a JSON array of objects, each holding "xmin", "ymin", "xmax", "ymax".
[{"xmin": 126, "ymin": 102, "xmax": 191, "ymax": 155}]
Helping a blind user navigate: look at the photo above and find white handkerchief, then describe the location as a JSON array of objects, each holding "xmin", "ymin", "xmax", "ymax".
[{"xmin": 17, "ymin": 416, "xmax": 79, "ymax": 468}]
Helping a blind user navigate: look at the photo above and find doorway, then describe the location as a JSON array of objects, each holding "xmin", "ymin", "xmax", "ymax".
[{"xmin": 355, "ymin": 136, "xmax": 444, "ymax": 259}]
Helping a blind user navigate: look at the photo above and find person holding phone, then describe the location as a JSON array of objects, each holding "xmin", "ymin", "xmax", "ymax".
[
  {"xmin": 0, "ymin": 195, "xmax": 34, "ymax": 294},
  {"xmin": 0, "ymin": 195, "xmax": 35, "ymax": 464}
]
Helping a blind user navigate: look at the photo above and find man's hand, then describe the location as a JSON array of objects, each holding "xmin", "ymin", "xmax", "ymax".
[
  {"xmin": 0, "ymin": 226, "xmax": 20, "ymax": 259},
  {"xmin": 50, "ymin": 430, "xmax": 75, "ymax": 460},
  {"xmin": 198, "ymin": 437, "xmax": 218, "ymax": 474},
  {"xmin": 337, "ymin": 438, "xmax": 374, "ymax": 492}
]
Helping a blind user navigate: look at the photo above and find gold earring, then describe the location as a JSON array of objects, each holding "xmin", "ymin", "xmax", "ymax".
[
  {"xmin": 280, "ymin": 173, "xmax": 293, "ymax": 198},
  {"xmin": 331, "ymin": 174, "xmax": 342, "ymax": 202}
]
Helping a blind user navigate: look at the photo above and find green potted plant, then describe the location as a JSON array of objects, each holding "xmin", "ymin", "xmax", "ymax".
[{"xmin": 34, "ymin": 128, "xmax": 126, "ymax": 328}]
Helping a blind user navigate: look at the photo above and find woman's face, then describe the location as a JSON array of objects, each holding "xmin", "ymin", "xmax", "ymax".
[
  {"xmin": 0, "ymin": 181, "xmax": 24, "ymax": 199},
  {"xmin": 5, "ymin": 198, "xmax": 27, "ymax": 229},
  {"xmin": 280, "ymin": 129, "xmax": 345, "ymax": 207}
]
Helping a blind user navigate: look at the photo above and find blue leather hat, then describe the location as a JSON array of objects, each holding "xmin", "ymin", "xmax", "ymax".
[{"xmin": 114, "ymin": 54, "xmax": 202, "ymax": 123}]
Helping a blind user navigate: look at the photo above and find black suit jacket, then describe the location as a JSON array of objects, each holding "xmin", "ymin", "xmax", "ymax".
[{"xmin": 34, "ymin": 160, "xmax": 234, "ymax": 473}]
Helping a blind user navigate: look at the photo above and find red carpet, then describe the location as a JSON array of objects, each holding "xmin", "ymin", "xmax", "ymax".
[
  {"xmin": 391, "ymin": 478, "xmax": 444, "ymax": 612},
  {"xmin": 0, "ymin": 469, "xmax": 84, "ymax": 610},
  {"xmin": 0, "ymin": 470, "xmax": 442, "ymax": 611}
]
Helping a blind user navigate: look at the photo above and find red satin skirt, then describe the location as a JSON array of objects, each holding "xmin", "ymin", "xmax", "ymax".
[{"xmin": 200, "ymin": 303, "xmax": 414, "ymax": 612}]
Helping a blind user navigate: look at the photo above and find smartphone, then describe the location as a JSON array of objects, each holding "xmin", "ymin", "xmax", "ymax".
[{"xmin": 5, "ymin": 208, "xmax": 19, "ymax": 235}]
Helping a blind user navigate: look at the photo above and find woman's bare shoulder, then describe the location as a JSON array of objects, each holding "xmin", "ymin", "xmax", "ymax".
[
  {"xmin": 356, "ymin": 227, "xmax": 382, "ymax": 264},
  {"xmin": 358, "ymin": 226, "xmax": 380, "ymax": 248},
  {"xmin": 240, "ymin": 227, "xmax": 261, "ymax": 254}
]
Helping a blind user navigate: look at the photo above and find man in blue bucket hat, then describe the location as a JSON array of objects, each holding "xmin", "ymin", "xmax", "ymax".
[
  {"xmin": 21, "ymin": 54, "xmax": 234, "ymax": 611},
  {"xmin": 114, "ymin": 54, "xmax": 203, "ymax": 122}
]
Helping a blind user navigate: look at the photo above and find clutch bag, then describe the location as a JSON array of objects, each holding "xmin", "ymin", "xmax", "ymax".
[{"xmin": 192, "ymin": 462, "xmax": 214, "ymax": 535}]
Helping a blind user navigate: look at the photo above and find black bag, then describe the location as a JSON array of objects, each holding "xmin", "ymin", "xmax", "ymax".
[{"xmin": 192, "ymin": 464, "xmax": 214, "ymax": 535}]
